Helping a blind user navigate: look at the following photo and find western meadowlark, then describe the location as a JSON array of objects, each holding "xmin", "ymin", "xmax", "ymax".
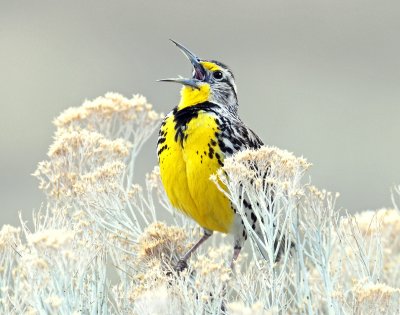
[{"xmin": 157, "ymin": 40, "xmax": 270, "ymax": 270}]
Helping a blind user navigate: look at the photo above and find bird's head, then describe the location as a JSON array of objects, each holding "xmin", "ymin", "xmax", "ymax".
[{"xmin": 159, "ymin": 40, "xmax": 238, "ymax": 111}]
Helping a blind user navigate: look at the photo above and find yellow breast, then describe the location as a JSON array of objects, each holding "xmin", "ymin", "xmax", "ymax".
[{"xmin": 157, "ymin": 109, "xmax": 234, "ymax": 233}]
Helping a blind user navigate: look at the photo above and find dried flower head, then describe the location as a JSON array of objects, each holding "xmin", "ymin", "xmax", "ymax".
[
  {"xmin": 0, "ymin": 225, "xmax": 21, "ymax": 251},
  {"xmin": 135, "ymin": 222, "xmax": 190, "ymax": 267},
  {"xmin": 220, "ymin": 146, "xmax": 311, "ymax": 186},
  {"xmin": 54, "ymin": 93, "xmax": 163, "ymax": 129},
  {"xmin": 28, "ymin": 229, "xmax": 75, "ymax": 250},
  {"xmin": 352, "ymin": 208, "xmax": 400, "ymax": 237},
  {"xmin": 353, "ymin": 281, "xmax": 400, "ymax": 313},
  {"xmin": 47, "ymin": 127, "xmax": 131, "ymax": 158},
  {"xmin": 33, "ymin": 127, "xmax": 130, "ymax": 201}
]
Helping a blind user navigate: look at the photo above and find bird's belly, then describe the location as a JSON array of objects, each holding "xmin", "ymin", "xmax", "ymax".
[{"xmin": 158, "ymin": 113, "xmax": 234, "ymax": 233}]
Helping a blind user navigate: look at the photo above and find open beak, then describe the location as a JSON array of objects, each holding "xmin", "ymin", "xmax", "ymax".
[{"xmin": 158, "ymin": 39, "xmax": 207, "ymax": 89}]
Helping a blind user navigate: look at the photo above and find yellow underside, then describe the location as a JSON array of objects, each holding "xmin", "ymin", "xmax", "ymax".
[{"xmin": 158, "ymin": 112, "xmax": 233, "ymax": 233}]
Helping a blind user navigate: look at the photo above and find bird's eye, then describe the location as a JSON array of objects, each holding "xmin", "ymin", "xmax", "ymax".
[{"xmin": 213, "ymin": 70, "xmax": 223, "ymax": 80}]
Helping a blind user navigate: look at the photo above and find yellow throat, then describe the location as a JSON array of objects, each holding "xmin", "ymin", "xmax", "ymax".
[{"xmin": 178, "ymin": 84, "xmax": 211, "ymax": 110}]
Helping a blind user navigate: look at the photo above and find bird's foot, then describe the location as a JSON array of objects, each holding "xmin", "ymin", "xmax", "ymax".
[
  {"xmin": 174, "ymin": 259, "xmax": 188, "ymax": 273},
  {"xmin": 166, "ymin": 259, "xmax": 188, "ymax": 277}
]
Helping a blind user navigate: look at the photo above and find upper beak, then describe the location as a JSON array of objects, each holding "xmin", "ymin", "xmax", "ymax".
[{"xmin": 158, "ymin": 39, "xmax": 207, "ymax": 89}]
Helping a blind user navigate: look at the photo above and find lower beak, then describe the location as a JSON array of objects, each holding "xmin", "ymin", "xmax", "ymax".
[{"xmin": 157, "ymin": 77, "xmax": 201, "ymax": 89}]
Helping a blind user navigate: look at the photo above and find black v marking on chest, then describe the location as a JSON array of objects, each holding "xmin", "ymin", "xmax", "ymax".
[{"xmin": 173, "ymin": 102, "xmax": 219, "ymax": 144}]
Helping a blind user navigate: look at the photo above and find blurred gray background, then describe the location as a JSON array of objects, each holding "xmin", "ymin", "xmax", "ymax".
[{"xmin": 1, "ymin": 0, "xmax": 400, "ymax": 226}]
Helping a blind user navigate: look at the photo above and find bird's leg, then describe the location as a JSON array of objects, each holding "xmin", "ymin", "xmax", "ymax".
[
  {"xmin": 231, "ymin": 229, "xmax": 246, "ymax": 270},
  {"xmin": 230, "ymin": 245, "xmax": 242, "ymax": 270},
  {"xmin": 175, "ymin": 229, "xmax": 213, "ymax": 272}
]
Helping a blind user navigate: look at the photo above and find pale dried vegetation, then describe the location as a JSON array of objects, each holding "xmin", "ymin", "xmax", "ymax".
[{"xmin": 1, "ymin": 92, "xmax": 399, "ymax": 314}]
